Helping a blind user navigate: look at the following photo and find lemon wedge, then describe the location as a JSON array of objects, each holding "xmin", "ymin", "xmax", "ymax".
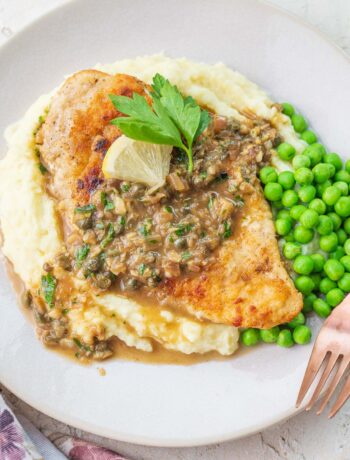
[{"xmin": 102, "ymin": 136, "xmax": 173, "ymax": 188}]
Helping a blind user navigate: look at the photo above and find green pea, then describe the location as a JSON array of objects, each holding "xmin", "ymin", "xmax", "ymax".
[
  {"xmin": 319, "ymin": 232, "xmax": 338, "ymax": 252},
  {"xmin": 335, "ymin": 196, "xmax": 350, "ymax": 218},
  {"xmin": 309, "ymin": 198, "xmax": 326, "ymax": 215},
  {"xmin": 290, "ymin": 205, "xmax": 307, "ymax": 220},
  {"xmin": 277, "ymin": 329, "xmax": 294, "ymax": 348},
  {"xmin": 333, "ymin": 181, "xmax": 349, "ymax": 196},
  {"xmin": 340, "ymin": 255, "xmax": 350, "ymax": 271},
  {"xmin": 346, "ymin": 160, "xmax": 350, "ymax": 174},
  {"xmin": 316, "ymin": 180, "xmax": 332, "ymax": 198},
  {"xmin": 293, "ymin": 255, "xmax": 314, "ymax": 275},
  {"xmin": 303, "ymin": 143, "xmax": 326, "ymax": 166},
  {"xmin": 299, "ymin": 209, "xmax": 319, "ymax": 229},
  {"xmin": 283, "ymin": 242, "xmax": 301, "ymax": 260},
  {"xmin": 313, "ymin": 298, "xmax": 331, "ymax": 318},
  {"xmin": 260, "ymin": 326, "xmax": 280, "ymax": 343},
  {"xmin": 259, "ymin": 166, "xmax": 278, "ymax": 184},
  {"xmin": 303, "ymin": 293, "xmax": 317, "ymax": 313},
  {"xmin": 293, "ymin": 325, "xmax": 312, "ymax": 345},
  {"xmin": 316, "ymin": 215, "xmax": 334, "ymax": 235},
  {"xmin": 319, "ymin": 277, "xmax": 337, "ymax": 294},
  {"xmin": 294, "ymin": 226, "xmax": 314, "ymax": 244},
  {"xmin": 292, "ymin": 155, "xmax": 311, "ymax": 170},
  {"xmin": 326, "ymin": 288, "xmax": 345, "ymax": 306},
  {"xmin": 294, "ymin": 167, "xmax": 314, "ymax": 185},
  {"xmin": 275, "ymin": 218, "xmax": 292, "ymax": 236},
  {"xmin": 264, "ymin": 183, "xmax": 283, "ymax": 202},
  {"xmin": 343, "ymin": 218, "xmax": 350, "ymax": 234},
  {"xmin": 328, "ymin": 212, "xmax": 342, "ymax": 230},
  {"xmin": 284, "ymin": 233, "xmax": 295, "ymax": 242},
  {"xmin": 337, "ymin": 229, "xmax": 347, "ymax": 245},
  {"xmin": 291, "ymin": 114, "xmax": 308, "ymax": 133},
  {"xmin": 324, "ymin": 153, "xmax": 343, "ymax": 172},
  {"xmin": 272, "ymin": 200, "xmax": 283, "ymax": 209},
  {"xmin": 276, "ymin": 209, "xmax": 290, "ymax": 220},
  {"xmin": 310, "ymin": 273, "xmax": 321, "ymax": 290},
  {"xmin": 329, "ymin": 246, "xmax": 346, "ymax": 260},
  {"xmin": 338, "ymin": 273, "xmax": 350, "ymax": 293},
  {"xmin": 278, "ymin": 171, "xmax": 296, "ymax": 190},
  {"xmin": 301, "ymin": 130, "xmax": 317, "ymax": 145},
  {"xmin": 334, "ymin": 170, "xmax": 350, "ymax": 183},
  {"xmin": 241, "ymin": 328, "xmax": 260, "ymax": 346},
  {"xmin": 295, "ymin": 275, "xmax": 315, "ymax": 295},
  {"xmin": 298, "ymin": 185, "xmax": 316, "ymax": 203},
  {"xmin": 324, "ymin": 259, "xmax": 345, "ymax": 281},
  {"xmin": 277, "ymin": 143, "xmax": 296, "ymax": 161},
  {"xmin": 344, "ymin": 239, "xmax": 350, "ymax": 255},
  {"xmin": 322, "ymin": 186, "xmax": 342, "ymax": 206},
  {"xmin": 282, "ymin": 102, "xmax": 295, "ymax": 117},
  {"xmin": 312, "ymin": 163, "xmax": 332, "ymax": 183},
  {"xmin": 281, "ymin": 190, "xmax": 298, "ymax": 208},
  {"xmin": 310, "ymin": 253, "xmax": 326, "ymax": 272},
  {"xmin": 288, "ymin": 312, "xmax": 305, "ymax": 328}
]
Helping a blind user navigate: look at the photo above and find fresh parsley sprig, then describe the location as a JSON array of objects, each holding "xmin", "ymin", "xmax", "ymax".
[{"xmin": 109, "ymin": 74, "xmax": 211, "ymax": 173}]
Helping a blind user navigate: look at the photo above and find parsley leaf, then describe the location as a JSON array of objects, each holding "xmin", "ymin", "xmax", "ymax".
[
  {"xmin": 41, "ymin": 273, "xmax": 56, "ymax": 308},
  {"xmin": 109, "ymin": 74, "xmax": 211, "ymax": 173}
]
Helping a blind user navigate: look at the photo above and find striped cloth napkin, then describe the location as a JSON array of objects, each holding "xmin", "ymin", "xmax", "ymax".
[{"xmin": 0, "ymin": 395, "xmax": 130, "ymax": 460}]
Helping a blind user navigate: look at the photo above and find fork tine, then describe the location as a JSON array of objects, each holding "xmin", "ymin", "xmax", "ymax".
[
  {"xmin": 317, "ymin": 357, "xmax": 350, "ymax": 415},
  {"xmin": 329, "ymin": 372, "xmax": 350, "ymax": 418},
  {"xmin": 296, "ymin": 346, "xmax": 328, "ymax": 408},
  {"xmin": 305, "ymin": 352, "xmax": 338, "ymax": 411}
]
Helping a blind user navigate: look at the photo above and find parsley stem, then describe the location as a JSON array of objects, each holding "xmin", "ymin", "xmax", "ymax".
[{"xmin": 183, "ymin": 146, "xmax": 193, "ymax": 174}]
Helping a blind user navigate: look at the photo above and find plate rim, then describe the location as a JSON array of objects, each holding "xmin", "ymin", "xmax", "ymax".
[{"xmin": 0, "ymin": 0, "xmax": 349, "ymax": 447}]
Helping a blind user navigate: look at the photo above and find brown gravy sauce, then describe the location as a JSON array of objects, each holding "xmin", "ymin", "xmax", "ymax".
[{"xmin": 3, "ymin": 255, "xmax": 237, "ymax": 366}]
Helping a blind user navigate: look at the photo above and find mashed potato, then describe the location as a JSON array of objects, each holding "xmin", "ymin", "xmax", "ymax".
[{"xmin": 0, "ymin": 55, "xmax": 304, "ymax": 358}]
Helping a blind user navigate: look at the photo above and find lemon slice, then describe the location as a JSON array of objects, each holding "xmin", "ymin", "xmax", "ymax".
[{"xmin": 102, "ymin": 136, "xmax": 173, "ymax": 188}]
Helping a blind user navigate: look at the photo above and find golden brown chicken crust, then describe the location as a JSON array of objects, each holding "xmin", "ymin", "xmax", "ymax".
[
  {"xmin": 39, "ymin": 70, "xmax": 302, "ymax": 329},
  {"xmin": 39, "ymin": 70, "xmax": 150, "ymax": 204},
  {"xmin": 161, "ymin": 191, "xmax": 302, "ymax": 328}
]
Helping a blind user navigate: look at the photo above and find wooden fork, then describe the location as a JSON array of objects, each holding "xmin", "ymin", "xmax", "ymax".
[{"xmin": 296, "ymin": 296, "xmax": 350, "ymax": 417}]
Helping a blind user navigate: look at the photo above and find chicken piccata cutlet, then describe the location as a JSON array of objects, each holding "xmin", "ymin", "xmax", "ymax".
[{"xmin": 36, "ymin": 69, "xmax": 302, "ymax": 330}]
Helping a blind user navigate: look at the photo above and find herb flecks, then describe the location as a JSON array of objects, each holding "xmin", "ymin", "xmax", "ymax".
[
  {"xmin": 174, "ymin": 223, "xmax": 194, "ymax": 237},
  {"xmin": 75, "ymin": 204, "xmax": 96, "ymax": 214},
  {"xmin": 222, "ymin": 220, "xmax": 232, "ymax": 239},
  {"xmin": 76, "ymin": 244, "xmax": 90, "ymax": 266},
  {"xmin": 101, "ymin": 192, "xmax": 115, "ymax": 211},
  {"xmin": 41, "ymin": 273, "xmax": 56, "ymax": 308},
  {"xmin": 109, "ymin": 74, "xmax": 211, "ymax": 173},
  {"xmin": 100, "ymin": 223, "xmax": 115, "ymax": 248}
]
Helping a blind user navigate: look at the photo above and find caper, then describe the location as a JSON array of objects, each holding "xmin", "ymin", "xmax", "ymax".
[
  {"xmin": 174, "ymin": 238, "xmax": 188, "ymax": 250},
  {"xmin": 124, "ymin": 278, "xmax": 139, "ymax": 291},
  {"xmin": 55, "ymin": 253, "xmax": 72, "ymax": 271},
  {"xmin": 114, "ymin": 222, "xmax": 124, "ymax": 236},
  {"xmin": 148, "ymin": 274, "xmax": 162, "ymax": 287},
  {"xmin": 43, "ymin": 262, "xmax": 53, "ymax": 272},
  {"xmin": 84, "ymin": 257, "xmax": 101, "ymax": 273},
  {"xmin": 95, "ymin": 271, "xmax": 115, "ymax": 290},
  {"xmin": 76, "ymin": 215, "xmax": 93, "ymax": 230}
]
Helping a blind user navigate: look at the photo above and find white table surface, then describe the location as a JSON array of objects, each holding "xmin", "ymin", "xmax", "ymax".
[{"xmin": 1, "ymin": 1, "xmax": 350, "ymax": 459}]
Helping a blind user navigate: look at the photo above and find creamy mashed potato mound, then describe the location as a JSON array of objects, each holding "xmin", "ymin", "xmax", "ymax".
[{"xmin": 0, "ymin": 55, "xmax": 305, "ymax": 358}]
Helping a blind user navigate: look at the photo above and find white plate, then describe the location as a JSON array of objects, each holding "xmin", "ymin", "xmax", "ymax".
[{"xmin": 0, "ymin": 0, "xmax": 349, "ymax": 447}]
